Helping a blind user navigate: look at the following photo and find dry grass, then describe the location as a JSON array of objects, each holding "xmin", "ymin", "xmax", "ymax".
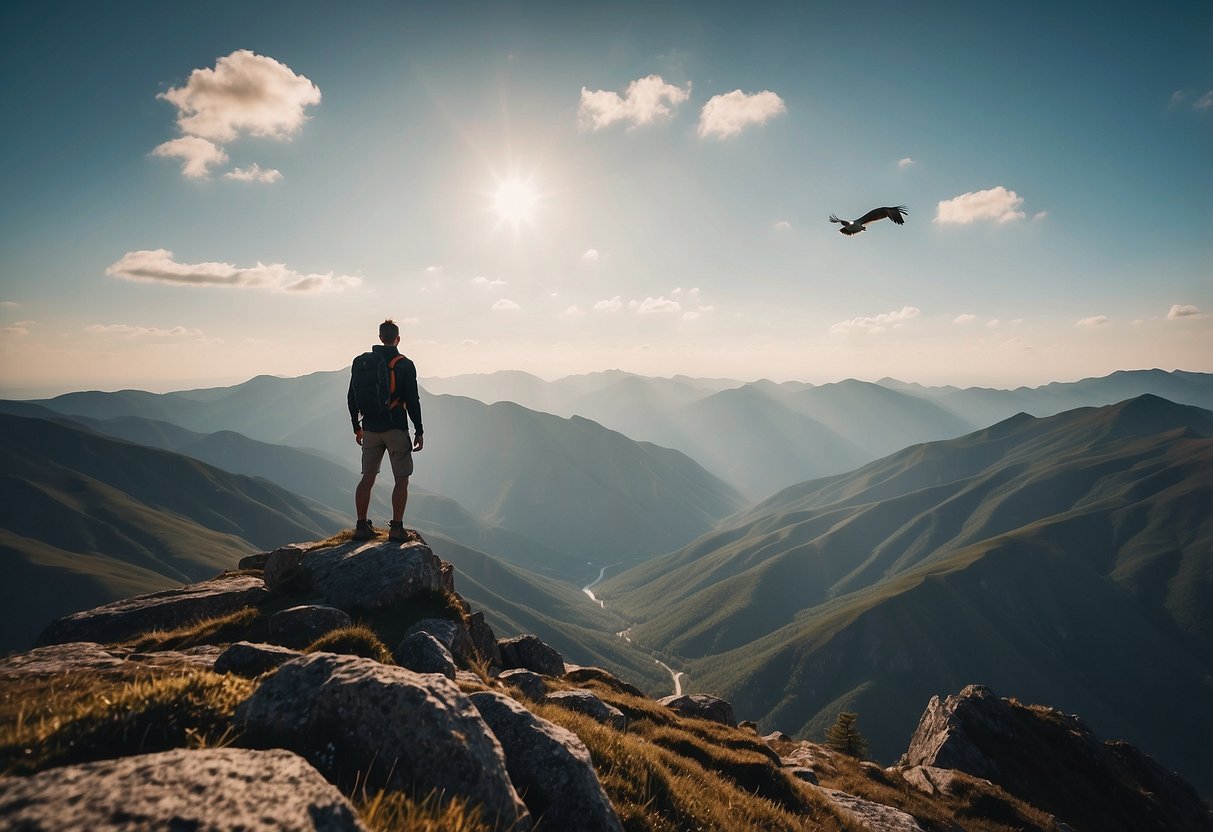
[
  {"xmin": 774, "ymin": 740, "xmax": 1057, "ymax": 832},
  {"xmin": 526, "ymin": 684, "xmax": 861, "ymax": 832},
  {"xmin": 357, "ymin": 790, "xmax": 496, "ymax": 832},
  {"xmin": 306, "ymin": 625, "xmax": 395, "ymax": 664},
  {"xmin": 121, "ymin": 607, "xmax": 261, "ymax": 652},
  {"xmin": 0, "ymin": 668, "xmax": 252, "ymax": 776}
]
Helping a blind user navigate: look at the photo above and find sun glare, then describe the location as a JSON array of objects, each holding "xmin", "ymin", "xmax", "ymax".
[{"xmin": 493, "ymin": 178, "xmax": 539, "ymax": 229}]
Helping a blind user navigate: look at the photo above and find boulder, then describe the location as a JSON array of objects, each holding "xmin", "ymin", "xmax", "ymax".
[
  {"xmin": 0, "ymin": 747, "xmax": 367, "ymax": 831},
  {"xmin": 780, "ymin": 743, "xmax": 839, "ymax": 780},
  {"xmin": 499, "ymin": 668, "xmax": 547, "ymax": 700},
  {"xmin": 543, "ymin": 689, "xmax": 627, "ymax": 731},
  {"xmin": 904, "ymin": 685, "xmax": 1211, "ymax": 832},
  {"xmin": 294, "ymin": 539, "xmax": 446, "ymax": 612},
  {"xmin": 658, "ymin": 693, "xmax": 736, "ymax": 727},
  {"xmin": 0, "ymin": 642, "xmax": 128, "ymax": 680},
  {"xmin": 36, "ymin": 574, "xmax": 268, "ymax": 646},
  {"xmin": 820, "ymin": 788, "xmax": 926, "ymax": 832},
  {"xmin": 564, "ymin": 666, "xmax": 645, "ymax": 697},
  {"xmin": 269, "ymin": 604, "xmax": 352, "ymax": 645},
  {"xmin": 764, "ymin": 731, "xmax": 792, "ymax": 744},
  {"xmin": 393, "ymin": 632, "xmax": 456, "ymax": 679},
  {"xmin": 263, "ymin": 545, "xmax": 306, "ymax": 589},
  {"xmin": 498, "ymin": 634, "xmax": 565, "ymax": 677},
  {"xmin": 238, "ymin": 551, "xmax": 271, "ymax": 571},
  {"xmin": 471, "ymin": 691, "xmax": 624, "ymax": 832},
  {"xmin": 236, "ymin": 652, "xmax": 530, "ymax": 829},
  {"xmin": 468, "ymin": 611, "xmax": 502, "ymax": 667},
  {"xmin": 404, "ymin": 616, "xmax": 474, "ymax": 665},
  {"xmin": 214, "ymin": 641, "xmax": 302, "ymax": 677}
]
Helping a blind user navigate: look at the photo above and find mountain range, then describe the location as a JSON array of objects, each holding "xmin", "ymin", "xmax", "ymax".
[{"xmin": 599, "ymin": 393, "xmax": 1213, "ymax": 793}]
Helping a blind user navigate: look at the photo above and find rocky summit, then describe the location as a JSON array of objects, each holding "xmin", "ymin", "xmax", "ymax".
[{"xmin": 1, "ymin": 532, "xmax": 1208, "ymax": 832}]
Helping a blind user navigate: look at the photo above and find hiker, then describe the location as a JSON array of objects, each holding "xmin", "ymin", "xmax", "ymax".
[{"xmin": 347, "ymin": 319, "xmax": 424, "ymax": 541}]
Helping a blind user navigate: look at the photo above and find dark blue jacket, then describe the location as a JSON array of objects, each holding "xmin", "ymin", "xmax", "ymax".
[{"xmin": 347, "ymin": 344, "xmax": 423, "ymax": 435}]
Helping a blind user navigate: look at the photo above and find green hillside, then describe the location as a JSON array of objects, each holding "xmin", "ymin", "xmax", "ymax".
[{"xmin": 598, "ymin": 395, "xmax": 1213, "ymax": 792}]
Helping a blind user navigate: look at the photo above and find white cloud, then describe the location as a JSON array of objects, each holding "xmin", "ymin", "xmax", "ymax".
[
  {"xmin": 898, "ymin": 157, "xmax": 916, "ymax": 168},
  {"xmin": 953, "ymin": 313, "xmax": 977, "ymax": 324},
  {"xmin": 84, "ymin": 323, "xmax": 204, "ymax": 338},
  {"xmin": 1195, "ymin": 90, "xmax": 1213, "ymax": 110},
  {"xmin": 1075, "ymin": 315, "xmax": 1110, "ymax": 327},
  {"xmin": 578, "ymin": 75, "xmax": 690, "ymax": 131},
  {"xmin": 697, "ymin": 90, "xmax": 786, "ymax": 139},
  {"xmin": 631, "ymin": 296, "xmax": 682, "ymax": 314},
  {"xmin": 682, "ymin": 311, "xmax": 700, "ymax": 320},
  {"xmin": 562, "ymin": 304, "xmax": 585, "ymax": 318},
  {"xmin": 830, "ymin": 305, "xmax": 921, "ymax": 335},
  {"xmin": 1032, "ymin": 211, "xmax": 1048, "ymax": 222},
  {"xmin": 0, "ymin": 325, "xmax": 30, "ymax": 337},
  {"xmin": 0, "ymin": 301, "xmax": 20, "ymax": 308},
  {"xmin": 491, "ymin": 299, "xmax": 520, "ymax": 311},
  {"xmin": 424, "ymin": 265, "xmax": 443, "ymax": 274},
  {"xmin": 934, "ymin": 186, "xmax": 1026, "ymax": 225},
  {"xmin": 460, "ymin": 339, "xmax": 479, "ymax": 347},
  {"xmin": 106, "ymin": 249, "xmax": 361, "ymax": 293},
  {"xmin": 152, "ymin": 136, "xmax": 229, "ymax": 178},
  {"xmin": 158, "ymin": 50, "xmax": 321, "ymax": 142},
  {"xmin": 986, "ymin": 318, "xmax": 1001, "ymax": 328},
  {"xmin": 593, "ymin": 296, "xmax": 623, "ymax": 312},
  {"xmin": 581, "ymin": 248, "xmax": 600, "ymax": 261},
  {"xmin": 774, "ymin": 220, "xmax": 791, "ymax": 231},
  {"xmin": 224, "ymin": 163, "xmax": 282, "ymax": 183},
  {"xmin": 471, "ymin": 276, "xmax": 506, "ymax": 288},
  {"xmin": 1168, "ymin": 304, "xmax": 1202, "ymax": 319}
]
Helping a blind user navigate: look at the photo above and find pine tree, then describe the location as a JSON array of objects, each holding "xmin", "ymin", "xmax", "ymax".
[{"xmin": 825, "ymin": 711, "xmax": 868, "ymax": 758}]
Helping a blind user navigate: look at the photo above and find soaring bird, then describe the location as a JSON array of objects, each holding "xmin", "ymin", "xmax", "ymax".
[{"xmin": 829, "ymin": 205, "xmax": 908, "ymax": 236}]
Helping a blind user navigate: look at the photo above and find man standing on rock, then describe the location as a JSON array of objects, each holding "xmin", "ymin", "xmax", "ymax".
[{"xmin": 347, "ymin": 319, "xmax": 424, "ymax": 542}]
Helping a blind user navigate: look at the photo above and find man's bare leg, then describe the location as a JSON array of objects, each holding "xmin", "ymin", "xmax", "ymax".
[
  {"xmin": 391, "ymin": 477, "xmax": 409, "ymax": 523},
  {"xmin": 355, "ymin": 473, "xmax": 376, "ymax": 521}
]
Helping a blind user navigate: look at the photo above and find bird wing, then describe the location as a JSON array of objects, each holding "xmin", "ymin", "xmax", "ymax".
[
  {"xmin": 855, "ymin": 205, "xmax": 908, "ymax": 226},
  {"xmin": 829, "ymin": 214, "xmax": 843, "ymax": 224}
]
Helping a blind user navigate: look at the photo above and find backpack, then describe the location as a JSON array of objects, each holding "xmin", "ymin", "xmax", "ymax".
[{"xmin": 350, "ymin": 352, "xmax": 406, "ymax": 421}]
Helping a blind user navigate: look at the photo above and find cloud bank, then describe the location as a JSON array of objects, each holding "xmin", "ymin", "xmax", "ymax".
[
  {"xmin": 578, "ymin": 75, "xmax": 690, "ymax": 130},
  {"xmin": 1075, "ymin": 315, "xmax": 1110, "ymax": 327},
  {"xmin": 1168, "ymin": 304, "xmax": 1202, "ymax": 319},
  {"xmin": 697, "ymin": 90, "xmax": 786, "ymax": 139},
  {"xmin": 830, "ymin": 305, "xmax": 920, "ymax": 335},
  {"xmin": 224, "ymin": 163, "xmax": 282, "ymax": 183},
  {"xmin": 106, "ymin": 249, "xmax": 361, "ymax": 293},
  {"xmin": 935, "ymin": 186, "xmax": 1026, "ymax": 225}
]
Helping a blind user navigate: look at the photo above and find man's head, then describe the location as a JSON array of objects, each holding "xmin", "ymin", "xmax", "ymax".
[{"xmin": 379, "ymin": 319, "xmax": 400, "ymax": 345}]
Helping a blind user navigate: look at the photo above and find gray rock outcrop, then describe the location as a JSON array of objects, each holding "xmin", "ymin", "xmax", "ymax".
[
  {"xmin": 467, "ymin": 610, "xmax": 502, "ymax": 667},
  {"xmin": 820, "ymin": 788, "xmax": 926, "ymax": 832},
  {"xmin": 658, "ymin": 693, "xmax": 736, "ymax": 727},
  {"xmin": 499, "ymin": 634, "xmax": 565, "ymax": 677},
  {"xmin": 543, "ymin": 689, "xmax": 627, "ymax": 731},
  {"xmin": 262, "ymin": 545, "xmax": 306, "ymax": 588},
  {"xmin": 499, "ymin": 668, "xmax": 547, "ymax": 700},
  {"xmin": 403, "ymin": 616, "xmax": 473, "ymax": 665},
  {"xmin": 235, "ymin": 652, "xmax": 530, "ymax": 829},
  {"xmin": 564, "ymin": 666, "xmax": 645, "ymax": 697},
  {"xmin": 36, "ymin": 574, "xmax": 268, "ymax": 646},
  {"xmin": 291, "ymin": 539, "xmax": 446, "ymax": 612},
  {"xmin": 0, "ymin": 747, "xmax": 367, "ymax": 831},
  {"xmin": 269, "ymin": 604, "xmax": 352, "ymax": 645},
  {"xmin": 393, "ymin": 632, "xmax": 456, "ymax": 679},
  {"xmin": 471, "ymin": 691, "xmax": 624, "ymax": 832},
  {"xmin": 214, "ymin": 641, "xmax": 302, "ymax": 677}
]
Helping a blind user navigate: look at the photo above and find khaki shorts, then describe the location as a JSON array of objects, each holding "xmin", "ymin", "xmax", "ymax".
[{"xmin": 361, "ymin": 430, "xmax": 414, "ymax": 480}]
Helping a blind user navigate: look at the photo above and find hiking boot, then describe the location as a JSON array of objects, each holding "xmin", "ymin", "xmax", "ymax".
[
  {"xmin": 352, "ymin": 519, "xmax": 375, "ymax": 541},
  {"xmin": 388, "ymin": 521, "xmax": 407, "ymax": 542}
]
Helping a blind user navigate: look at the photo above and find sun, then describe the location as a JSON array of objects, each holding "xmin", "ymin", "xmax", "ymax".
[{"xmin": 492, "ymin": 177, "xmax": 539, "ymax": 229}]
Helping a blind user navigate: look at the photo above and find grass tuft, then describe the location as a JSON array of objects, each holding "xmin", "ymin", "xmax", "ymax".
[
  {"xmin": 121, "ymin": 607, "xmax": 260, "ymax": 651},
  {"xmin": 0, "ymin": 669, "xmax": 252, "ymax": 776},
  {"xmin": 306, "ymin": 625, "xmax": 394, "ymax": 664},
  {"xmin": 356, "ymin": 790, "xmax": 495, "ymax": 832}
]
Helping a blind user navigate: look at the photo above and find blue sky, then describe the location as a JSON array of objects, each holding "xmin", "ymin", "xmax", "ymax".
[{"xmin": 0, "ymin": 0, "xmax": 1209, "ymax": 394}]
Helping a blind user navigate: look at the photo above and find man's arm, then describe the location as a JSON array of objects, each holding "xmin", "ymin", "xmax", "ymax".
[
  {"xmin": 347, "ymin": 376, "xmax": 362, "ymax": 435},
  {"xmin": 400, "ymin": 358, "xmax": 423, "ymax": 446}
]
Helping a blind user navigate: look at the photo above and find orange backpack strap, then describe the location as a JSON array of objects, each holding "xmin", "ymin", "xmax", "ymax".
[{"xmin": 387, "ymin": 355, "xmax": 405, "ymax": 406}]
